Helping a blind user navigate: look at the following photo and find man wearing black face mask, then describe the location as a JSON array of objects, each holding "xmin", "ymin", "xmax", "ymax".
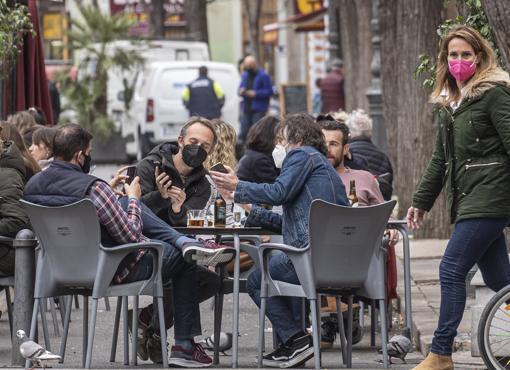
[{"xmin": 136, "ymin": 117, "xmax": 216, "ymax": 227}]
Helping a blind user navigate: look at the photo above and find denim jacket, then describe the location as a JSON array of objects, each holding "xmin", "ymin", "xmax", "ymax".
[{"xmin": 234, "ymin": 146, "xmax": 349, "ymax": 248}]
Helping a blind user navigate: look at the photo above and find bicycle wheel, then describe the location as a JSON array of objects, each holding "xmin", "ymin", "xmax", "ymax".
[{"xmin": 479, "ymin": 284, "xmax": 510, "ymax": 370}]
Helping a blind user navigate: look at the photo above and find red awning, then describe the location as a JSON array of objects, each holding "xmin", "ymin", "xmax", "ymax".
[{"xmin": 2, "ymin": 0, "xmax": 53, "ymax": 124}]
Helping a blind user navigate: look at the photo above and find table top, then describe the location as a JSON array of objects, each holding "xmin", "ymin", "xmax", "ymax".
[{"xmin": 174, "ymin": 226, "xmax": 278, "ymax": 236}]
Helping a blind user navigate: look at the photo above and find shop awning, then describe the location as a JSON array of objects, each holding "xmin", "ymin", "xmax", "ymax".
[{"xmin": 262, "ymin": 6, "xmax": 327, "ymax": 44}]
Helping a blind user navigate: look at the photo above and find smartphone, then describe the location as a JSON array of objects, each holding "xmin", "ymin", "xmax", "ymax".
[
  {"xmin": 210, "ymin": 162, "xmax": 228, "ymax": 173},
  {"xmin": 126, "ymin": 165, "xmax": 137, "ymax": 185}
]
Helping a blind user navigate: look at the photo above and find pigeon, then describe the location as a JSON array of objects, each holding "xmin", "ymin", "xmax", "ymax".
[
  {"xmin": 379, "ymin": 331, "xmax": 413, "ymax": 364},
  {"xmin": 17, "ymin": 329, "xmax": 61, "ymax": 369},
  {"xmin": 199, "ymin": 332, "xmax": 233, "ymax": 354}
]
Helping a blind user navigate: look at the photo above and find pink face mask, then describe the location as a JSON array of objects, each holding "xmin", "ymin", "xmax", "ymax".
[{"xmin": 448, "ymin": 59, "xmax": 476, "ymax": 82}]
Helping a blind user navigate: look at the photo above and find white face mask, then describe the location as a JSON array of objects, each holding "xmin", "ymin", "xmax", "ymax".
[{"xmin": 272, "ymin": 144, "xmax": 287, "ymax": 169}]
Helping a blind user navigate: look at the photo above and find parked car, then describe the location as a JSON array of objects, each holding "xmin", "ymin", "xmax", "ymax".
[{"xmin": 128, "ymin": 61, "xmax": 241, "ymax": 159}]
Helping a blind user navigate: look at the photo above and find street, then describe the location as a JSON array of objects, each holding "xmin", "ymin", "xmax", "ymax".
[{"xmin": 0, "ymin": 293, "xmax": 424, "ymax": 369}]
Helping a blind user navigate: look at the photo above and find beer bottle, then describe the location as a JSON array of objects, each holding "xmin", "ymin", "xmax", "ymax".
[
  {"xmin": 214, "ymin": 192, "xmax": 227, "ymax": 227},
  {"xmin": 348, "ymin": 179, "xmax": 359, "ymax": 207}
]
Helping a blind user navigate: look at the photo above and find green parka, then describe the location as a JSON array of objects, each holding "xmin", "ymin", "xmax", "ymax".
[
  {"xmin": 0, "ymin": 141, "xmax": 30, "ymax": 238},
  {"xmin": 412, "ymin": 69, "xmax": 510, "ymax": 223}
]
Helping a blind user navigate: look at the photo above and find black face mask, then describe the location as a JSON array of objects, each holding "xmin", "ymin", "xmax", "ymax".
[
  {"xmin": 80, "ymin": 153, "xmax": 92, "ymax": 173},
  {"xmin": 182, "ymin": 144, "xmax": 207, "ymax": 168}
]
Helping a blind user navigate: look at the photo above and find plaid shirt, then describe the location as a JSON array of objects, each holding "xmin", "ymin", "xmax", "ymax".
[{"xmin": 88, "ymin": 181, "xmax": 148, "ymax": 283}]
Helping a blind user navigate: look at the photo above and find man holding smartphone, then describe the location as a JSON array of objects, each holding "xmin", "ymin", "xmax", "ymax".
[{"xmin": 136, "ymin": 117, "xmax": 216, "ymax": 227}]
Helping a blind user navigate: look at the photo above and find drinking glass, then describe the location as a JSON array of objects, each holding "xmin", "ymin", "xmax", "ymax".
[{"xmin": 187, "ymin": 210, "xmax": 206, "ymax": 227}]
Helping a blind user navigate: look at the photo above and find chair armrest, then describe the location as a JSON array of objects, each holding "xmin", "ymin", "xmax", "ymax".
[
  {"xmin": 258, "ymin": 242, "xmax": 309, "ymax": 255},
  {"xmin": 100, "ymin": 241, "xmax": 164, "ymax": 255},
  {"xmin": 258, "ymin": 242, "xmax": 314, "ymax": 299},
  {"xmin": 93, "ymin": 241, "xmax": 165, "ymax": 298}
]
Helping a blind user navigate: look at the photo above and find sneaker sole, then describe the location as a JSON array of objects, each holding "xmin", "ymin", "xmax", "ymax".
[
  {"xmin": 169, "ymin": 357, "xmax": 212, "ymax": 368},
  {"xmin": 184, "ymin": 247, "xmax": 235, "ymax": 267},
  {"xmin": 279, "ymin": 347, "xmax": 314, "ymax": 368},
  {"xmin": 262, "ymin": 344, "xmax": 314, "ymax": 368}
]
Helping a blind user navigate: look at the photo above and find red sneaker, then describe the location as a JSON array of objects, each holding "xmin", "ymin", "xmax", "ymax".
[{"xmin": 169, "ymin": 343, "xmax": 212, "ymax": 367}]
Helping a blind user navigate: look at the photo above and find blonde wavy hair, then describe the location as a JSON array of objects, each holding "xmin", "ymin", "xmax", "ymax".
[
  {"xmin": 431, "ymin": 25, "xmax": 498, "ymax": 105},
  {"xmin": 204, "ymin": 119, "xmax": 237, "ymax": 170}
]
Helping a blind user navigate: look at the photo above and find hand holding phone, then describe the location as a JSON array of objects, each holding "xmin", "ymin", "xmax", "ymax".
[{"xmin": 210, "ymin": 162, "xmax": 228, "ymax": 174}]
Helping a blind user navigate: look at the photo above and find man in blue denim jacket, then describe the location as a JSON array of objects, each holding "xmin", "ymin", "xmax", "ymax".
[{"xmin": 211, "ymin": 113, "xmax": 349, "ymax": 367}]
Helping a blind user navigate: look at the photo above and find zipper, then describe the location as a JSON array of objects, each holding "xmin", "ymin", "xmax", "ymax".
[{"xmin": 465, "ymin": 162, "xmax": 501, "ymax": 170}]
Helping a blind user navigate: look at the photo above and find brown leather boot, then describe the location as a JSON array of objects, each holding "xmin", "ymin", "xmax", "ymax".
[{"xmin": 412, "ymin": 352, "xmax": 454, "ymax": 370}]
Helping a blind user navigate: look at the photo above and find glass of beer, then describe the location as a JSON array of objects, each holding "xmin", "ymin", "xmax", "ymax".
[{"xmin": 187, "ymin": 210, "xmax": 206, "ymax": 227}]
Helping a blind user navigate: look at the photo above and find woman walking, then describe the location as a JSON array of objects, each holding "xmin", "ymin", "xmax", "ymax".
[{"xmin": 408, "ymin": 25, "xmax": 510, "ymax": 369}]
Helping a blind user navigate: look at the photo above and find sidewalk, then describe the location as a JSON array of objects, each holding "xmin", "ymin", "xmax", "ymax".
[{"xmin": 395, "ymin": 238, "xmax": 485, "ymax": 369}]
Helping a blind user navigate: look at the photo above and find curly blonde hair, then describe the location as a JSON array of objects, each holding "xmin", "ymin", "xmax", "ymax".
[{"xmin": 205, "ymin": 119, "xmax": 237, "ymax": 170}]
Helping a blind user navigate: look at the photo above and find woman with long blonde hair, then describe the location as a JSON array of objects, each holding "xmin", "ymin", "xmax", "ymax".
[
  {"xmin": 407, "ymin": 25, "xmax": 510, "ymax": 370},
  {"xmin": 204, "ymin": 119, "xmax": 237, "ymax": 170}
]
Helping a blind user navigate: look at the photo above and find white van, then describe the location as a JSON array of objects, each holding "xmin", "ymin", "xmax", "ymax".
[
  {"xmin": 127, "ymin": 61, "xmax": 240, "ymax": 159},
  {"xmin": 72, "ymin": 40, "xmax": 210, "ymax": 130},
  {"xmin": 104, "ymin": 40, "xmax": 210, "ymax": 126}
]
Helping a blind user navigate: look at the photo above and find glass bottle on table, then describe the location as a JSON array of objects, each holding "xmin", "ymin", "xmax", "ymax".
[
  {"xmin": 214, "ymin": 192, "xmax": 226, "ymax": 227},
  {"xmin": 348, "ymin": 179, "xmax": 359, "ymax": 207}
]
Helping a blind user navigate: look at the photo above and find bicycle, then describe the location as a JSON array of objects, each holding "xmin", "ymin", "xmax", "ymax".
[{"xmin": 478, "ymin": 284, "xmax": 510, "ymax": 369}]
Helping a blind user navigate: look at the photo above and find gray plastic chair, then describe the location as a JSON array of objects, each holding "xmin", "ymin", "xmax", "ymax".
[
  {"xmin": 257, "ymin": 200, "xmax": 396, "ymax": 369},
  {"xmin": 21, "ymin": 199, "xmax": 168, "ymax": 369}
]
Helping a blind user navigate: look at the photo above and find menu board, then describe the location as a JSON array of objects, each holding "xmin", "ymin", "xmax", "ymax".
[{"xmin": 279, "ymin": 83, "xmax": 309, "ymax": 115}]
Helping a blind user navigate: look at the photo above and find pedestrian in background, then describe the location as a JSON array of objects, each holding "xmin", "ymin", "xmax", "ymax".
[
  {"xmin": 320, "ymin": 59, "xmax": 345, "ymax": 113},
  {"xmin": 408, "ymin": 25, "xmax": 510, "ymax": 370},
  {"xmin": 182, "ymin": 66, "xmax": 225, "ymax": 120},
  {"xmin": 238, "ymin": 55, "xmax": 273, "ymax": 144}
]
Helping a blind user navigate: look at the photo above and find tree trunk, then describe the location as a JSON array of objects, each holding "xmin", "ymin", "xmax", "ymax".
[
  {"xmin": 481, "ymin": 0, "xmax": 510, "ymax": 71},
  {"xmin": 150, "ymin": 0, "xmax": 165, "ymax": 38},
  {"xmin": 184, "ymin": 0, "xmax": 209, "ymax": 43},
  {"xmin": 242, "ymin": 0, "xmax": 263, "ymax": 62},
  {"xmin": 380, "ymin": 0, "xmax": 451, "ymax": 239},
  {"xmin": 338, "ymin": 0, "xmax": 372, "ymax": 112}
]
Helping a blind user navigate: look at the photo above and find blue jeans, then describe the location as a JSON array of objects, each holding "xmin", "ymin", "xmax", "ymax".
[
  {"xmin": 239, "ymin": 110, "xmax": 266, "ymax": 144},
  {"xmin": 247, "ymin": 252, "xmax": 304, "ymax": 344},
  {"xmin": 116, "ymin": 197, "xmax": 202, "ymax": 339},
  {"xmin": 431, "ymin": 218, "xmax": 510, "ymax": 355}
]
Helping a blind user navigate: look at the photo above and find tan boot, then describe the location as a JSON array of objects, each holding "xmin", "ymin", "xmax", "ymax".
[{"xmin": 412, "ymin": 352, "xmax": 453, "ymax": 370}]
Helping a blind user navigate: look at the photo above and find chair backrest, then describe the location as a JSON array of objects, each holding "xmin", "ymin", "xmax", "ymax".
[
  {"xmin": 21, "ymin": 199, "xmax": 101, "ymax": 294},
  {"xmin": 309, "ymin": 199, "xmax": 396, "ymax": 290}
]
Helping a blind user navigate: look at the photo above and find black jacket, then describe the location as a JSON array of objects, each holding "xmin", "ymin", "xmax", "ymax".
[
  {"xmin": 349, "ymin": 136, "xmax": 394, "ymax": 200},
  {"xmin": 137, "ymin": 143, "xmax": 211, "ymax": 226},
  {"xmin": 237, "ymin": 149, "xmax": 278, "ymax": 184},
  {"xmin": 0, "ymin": 141, "xmax": 30, "ymax": 238}
]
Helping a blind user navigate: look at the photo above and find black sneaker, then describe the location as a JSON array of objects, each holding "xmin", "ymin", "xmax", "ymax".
[
  {"xmin": 262, "ymin": 333, "xmax": 314, "ymax": 368},
  {"xmin": 182, "ymin": 239, "xmax": 235, "ymax": 267}
]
